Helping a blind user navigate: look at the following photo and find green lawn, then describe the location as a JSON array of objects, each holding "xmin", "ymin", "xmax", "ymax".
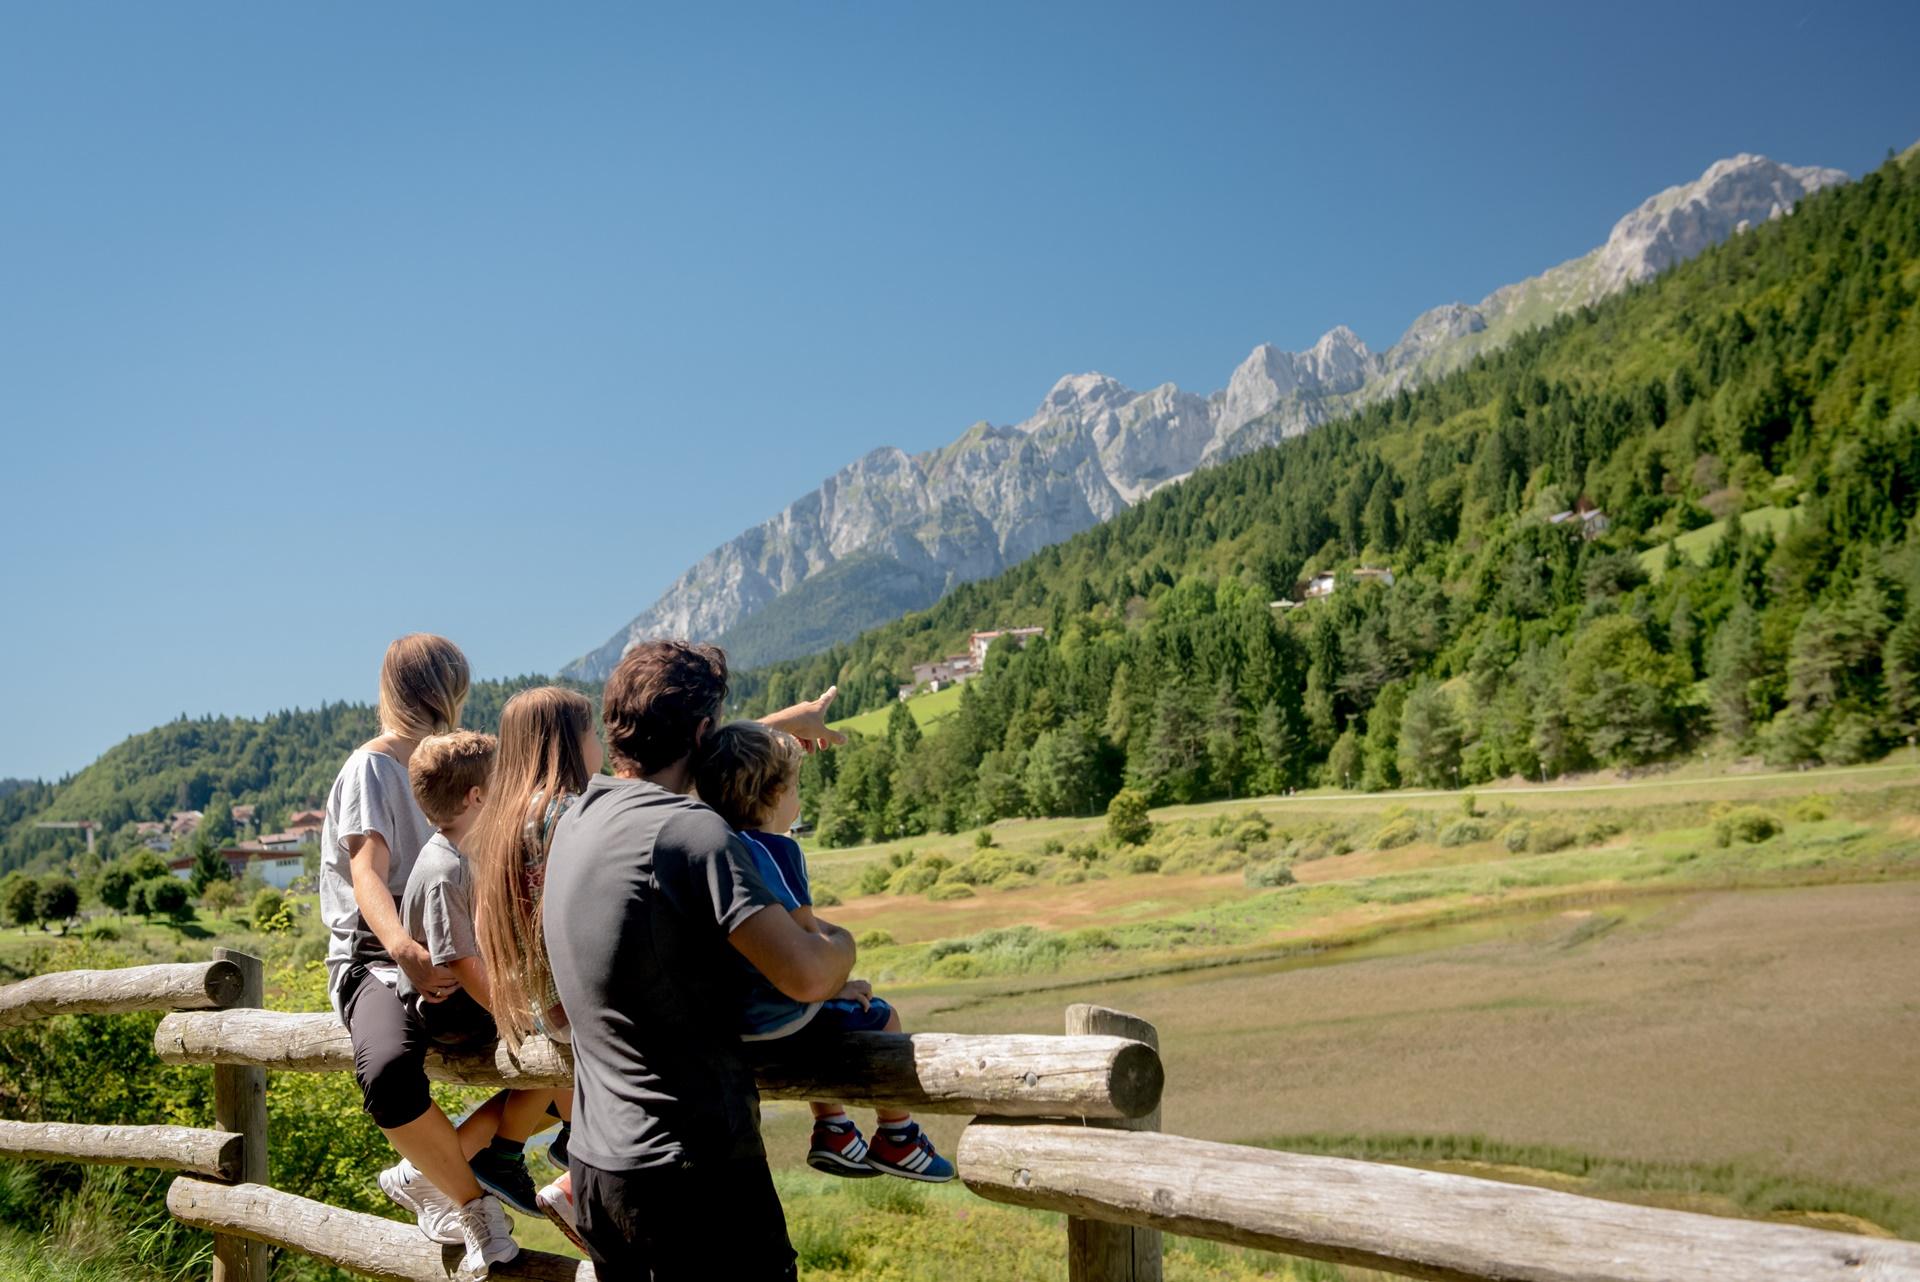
[
  {"xmin": 830, "ymin": 680, "xmax": 967, "ymax": 739},
  {"xmin": 1638, "ymin": 504, "xmax": 1800, "ymax": 581}
]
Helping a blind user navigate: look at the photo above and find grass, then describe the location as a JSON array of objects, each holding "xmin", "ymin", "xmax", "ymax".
[
  {"xmin": 1638, "ymin": 504, "xmax": 1800, "ymax": 580},
  {"xmin": 829, "ymin": 681, "xmax": 967, "ymax": 739}
]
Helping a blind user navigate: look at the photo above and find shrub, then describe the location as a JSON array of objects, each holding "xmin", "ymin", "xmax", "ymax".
[
  {"xmin": 1106, "ymin": 790, "xmax": 1153, "ymax": 846},
  {"xmin": 973, "ymin": 829, "xmax": 995, "ymax": 849},
  {"xmin": 1461, "ymin": 791, "xmax": 1480, "ymax": 818},
  {"xmin": 1437, "ymin": 819, "xmax": 1491, "ymax": 847},
  {"xmin": 944, "ymin": 850, "xmax": 1040, "ymax": 886},
  {"xmin": 1501, "ymin": 822, "xmax": 1532, "ymax": 853},
  {"xmin": 1065, "ymin": 842, "xmax": 1101, "ymax": 867},
  {"xmin": 1231, "ymin": 814, "xmax": 1273, "ymax": 850},
  {"xmin": 1713, "ymin": 807, "xmax": 1783, "ymax": 847},
  {"xmin": 1790, "ymin": 795, "xmax": 1833, "ymax": 822},
  {"xmin": 1243, "ymin": 859, "xmax": 1296, "ymax": 888},
  {"xmin": 1040, "ymin": 838, "xmax": 1065, "ymax": 856},
  {"xmin": 855, "ymin": 929, "xmax": 895, "ymax": 949},
  {"xmin": 1371, "ymin": 818, "xmax": 1421, "ymax": 849},
  {"xmin": 81, "ymin": 921, "xmax": 120, "ymax": 942},
  {"xmin": 1527, "ymin": 823, "xmax": 1577, "ymax": 853},
  {"xmin": 251, "ymin": 888, "xmax": 291, "ymax": 931},
  {"xmin": 1579, "ymin": 819, "xmax": 1623, "ymax": 845},
  {"xmin": 811, "ymin": 887, "xmax": 842, "ymax": 908},
  {"xmin": 888, "ymin": 848, "xmax": 916, "ymax": 869},
  {"xmin": 144, "ymin": 877, "xmax": 191, "ymax": 921},
  {"xmin": 201, "ymin": 879, "xmax": 239, "ymax": 918},
  {"xmin": 926, "ymin": 883, "xmax": 975, "ymax": 901},
  {"xmin": 1053, "ymin": 868, "xmax": 1087, "ymax": 886},
  {"xmin": 1123, "ymin": 851, "xmax": 1161, "ymax": 874},
  {"xmin": 857, "ymin": 864, "xmax": 892, "ymax": 896},
  {"xmin": 888, "ymin": 864, "xmax": 940, "ymax": 896}
]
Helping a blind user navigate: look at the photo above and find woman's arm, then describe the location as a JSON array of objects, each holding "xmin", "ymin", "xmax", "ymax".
[{"xmin": 347, "ymin": 832, "xmax": 457, "ymax": 1000}]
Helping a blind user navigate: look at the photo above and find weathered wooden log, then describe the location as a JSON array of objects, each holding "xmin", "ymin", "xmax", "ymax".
[
  {"xmin": 167, "ymin": 1178, "xmax": 592, "ymax": 1281},
  {"xmin": 959, "ymin": 1123, "xmax": 1920, "ymax": 1282},
  {"xmin": 211, "ymin": 948, "xmax": 268, "ymax": 1282},
  {"xmin": 0, "ymin": 960, "xmax": 243, "ymax": 1028},
  {"xmin": 156, "ymin": 1009, "xmax": 1165, "ymax": 1118},
  {"xmin": 1062, "ymin": 1005, "xmax": 1161, "ymax": 1282},
  {"xmin": 0, "ymin": 1119, "xmax": 240, "ymax": 1180}
]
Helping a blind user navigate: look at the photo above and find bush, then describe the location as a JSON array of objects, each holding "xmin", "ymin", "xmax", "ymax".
[
  {"xmin": 811, "ymin": 887, "xmax": 842, "ymax": 908},
  {"xmin": 1527, "ymin": 823, "xmax": 1577, "ymax": 853},
  {"xmin": 251, "ymin": 888, "xmax": 291, "ymax": 932},
  {"xmin": 1106, "ymin": 790, "xmax": 1153, "ymax": 846},
  {"xmin": 855, "ymin": 929, "xmax": 895, "ymax": 949},
  {"xmin": 1461, "ymin": 791, "xmax": 1480, "ymax": 818},
  {"xmin": 1053, "ymin": 868, "xmax": 1087, "ymax": 886},
  {"xmin": 1231, "ymin": 814, "xmax": 1272, "ymax": 851},
  {"xmin": 888, "ymin": 848, "xmax": 917, "ymax": 869},
  {"xmin": 926, "ymin": 883, "xmax": 975, "ymax": 901},
  {"xmin": 1579, "ymin": 819, "xmax": 1623, "ymax": 845},
  {"xmin": 1713, "ymin": 807, "xmax": 1783, "ymax": 847},
  {"xmin": 1790, "ymin": 795, "xmax": 1833, "ymax": 822},
  {"xmin": 1437, "ymin": 819, "xmax": 1492, "ymax": 847},
  {"xmin": 1501, "ymin": 822, "xmax": 1533, "ymax": 853},
  {"xmin": 856, "ymin": 864, "xmax": 892, "ymax": 896},
  {"xmin": 1040, "ymin": 838, "xmax": 1065, "ymax": 856},
  {"xmin": 1122, "ymin": 851, "xmax": 1161, "ymax": 875},
  {"xmin": 144, "ymin": 877, "xmax": 191, "ymax": 921},
  {"xmin": 1243, "ymin": 859, "xmax": 1296, "ymax": 888},
  {"xmin": 1065, "ymin": 842, "xmax": 1102, "ymax": 867},
  {"xmin": 888, "ymin": 864, "xmax": 940, "ymax": 896},
  {"xmin": 973, "ymin": 829, "xmax": 995, "ymax": 849},
  {"xmin": 943, "ymin": 849, "xmax": 1039, "ymax": 886},
  {"xmin": 201, "ymin": 879, "xmax": 239, "ymax": 918},
  {"xmin": 1370, "ymin": 818, "xmax": 1421, "ymax": 849}
]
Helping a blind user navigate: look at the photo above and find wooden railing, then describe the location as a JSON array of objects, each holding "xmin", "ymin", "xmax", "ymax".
[{"xmin": 3, "ymin": 954, "xmax": 1919, "ymax": 1282}]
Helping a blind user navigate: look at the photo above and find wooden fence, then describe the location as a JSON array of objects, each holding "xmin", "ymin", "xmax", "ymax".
[{"xmin": 3, "ymin": 953, "xmax": 1919, "ymax": 1282}]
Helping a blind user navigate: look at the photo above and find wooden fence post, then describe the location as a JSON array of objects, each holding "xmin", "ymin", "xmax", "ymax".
[
  {"xmin": 1064, "ymin": 1005, "xmax": 1162, "ymax": 1282},
  {"xmin": 211, "ymin": 948, "xmax": 267, "ymax": 1282}
]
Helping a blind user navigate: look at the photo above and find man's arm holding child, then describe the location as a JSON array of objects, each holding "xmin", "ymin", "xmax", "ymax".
[
  {"xmin": 731, "ymin": 909, "xmax": 856, "ymax": 1004},
  {"xmin": 785, "ymin": 905, "xmax": 871, "ymax": 1007}
]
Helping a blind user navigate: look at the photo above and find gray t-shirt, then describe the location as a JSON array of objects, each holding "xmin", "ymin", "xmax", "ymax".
[
  {"xmin": 319, "ymin": 748, "xmax": 437, "ymax": 1013},
  {"xmin": 543, "ymin": 774, "xmax": 779, "ymax": 1172},
  {"xmin": 398, "ymin": 831, "xmax": 479, "ymax": 999}
]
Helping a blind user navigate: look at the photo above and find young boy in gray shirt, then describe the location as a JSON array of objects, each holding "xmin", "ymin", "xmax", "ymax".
[{"xmin": 402, "ymin": 730, "xmax": 562, "ymax": 1218}]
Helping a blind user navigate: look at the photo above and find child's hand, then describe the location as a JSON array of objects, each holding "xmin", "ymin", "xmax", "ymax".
[{"xmin": 835, "ymin": 980, "xmax": 872, "ymax": 1009}]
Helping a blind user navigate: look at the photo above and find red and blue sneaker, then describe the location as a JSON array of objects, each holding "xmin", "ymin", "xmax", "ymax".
[
  {"xmin": 866, "ymin": 1121, "xmax": 955, "ymax": 1183},
  {"xmin": 807, "ymin": 1117, "xmax": 880, "ymax": 1178}
]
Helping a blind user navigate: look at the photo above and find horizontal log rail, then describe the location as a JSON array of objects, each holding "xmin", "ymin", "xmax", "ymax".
[
  {"xmin": 958, "ymin": 1122, "xmax": 1920, "ymax": 1282},
  {"xmin": 155, "ymin": 1009, "xmax": 1164, "ymax": 1119},
  {"xmin": 0, "ymin": 960, "xmax": 244, "ymax": 1028},
  {"xmin": 0, "ymin": 1119, "xmax": 242, "ymax": 1180},
  {"xmin": 168, "ymin": 1178, "xmax": 592, "ymax": 1282}
]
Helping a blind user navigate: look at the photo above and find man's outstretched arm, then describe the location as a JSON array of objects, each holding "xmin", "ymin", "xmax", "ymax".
[{"xmin": 730, "ymin": 907, "xmax": 856, "ymax": 1003}]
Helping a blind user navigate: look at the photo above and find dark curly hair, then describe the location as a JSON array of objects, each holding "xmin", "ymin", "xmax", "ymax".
[{"xmin": 602, "ymin": 640, "xmax": 730, "ymax": 775}]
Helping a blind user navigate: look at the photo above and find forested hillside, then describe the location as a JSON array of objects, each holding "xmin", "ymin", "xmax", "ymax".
[
  {"xmin": 736, "ymin": 150, "xmax": 1920, "ymax": 844},
  {"xmin": 0, "ymin": 678, "xmax": 588, "ymax": 874}
]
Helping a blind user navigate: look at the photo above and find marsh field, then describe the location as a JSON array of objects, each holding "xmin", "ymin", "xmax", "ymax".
[{"xmin": 2, "ymin": 759, "xmax": 1916, "ymax": 1281}]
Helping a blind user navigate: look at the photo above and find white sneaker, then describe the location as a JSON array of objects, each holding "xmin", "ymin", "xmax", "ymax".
[
  {"xmin": 536, "ymin": 1171, "xmax": 587, "ymax": 1255},
  {"xmin": 378, "ymin": 1159, "xmax": 463, "ymax": 1246},
  {"xmin": 456, "ymin": 1193, "xmax": 520, "ymax": 1278}
]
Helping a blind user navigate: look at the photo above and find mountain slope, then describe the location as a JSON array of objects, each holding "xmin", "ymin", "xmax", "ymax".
[
  {"xmin": 565, "ymin": 151, "xmax": 1846, "ymax": 678},
  {"xmin": 740, "ymin": 147, "xmax": 1920, "ymax": 842}
]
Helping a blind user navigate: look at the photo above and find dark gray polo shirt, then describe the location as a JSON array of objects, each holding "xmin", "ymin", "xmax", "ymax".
[{"xmin": 543, "ymin": 774, "xmax": 779, "ymax": 1172}]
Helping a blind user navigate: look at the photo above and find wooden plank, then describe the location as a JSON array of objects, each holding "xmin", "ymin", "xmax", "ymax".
[
  {"xmin": 959, "ymin": 1123, "xmax": 1920, "ymax": 1282},
  {"xmin": 168, "ymin": 1177, "xmax": 593, "ymax": 1281},
  {"xmin": 0, "ymin": 960, "xmax": 243, "ymax": 1028},
  {"xmin": 1063, "ymin": 1005, "xmax": 1161, "ymax": 1282},
  {"xmin": 156, "ymin": 1010, "xmax": 1165, "ymax": 1119},
  {"xmin": 0, "ymin": 1119, "xmax": 240, "ymax": 1179},
  {"xmin": 211, "ymin": 949, "xmax": 267, "ymax": 1282}
]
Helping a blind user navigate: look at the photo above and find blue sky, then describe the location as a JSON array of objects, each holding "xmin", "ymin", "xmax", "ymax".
[{"xmin": 2, "ymin": 2, "xmax": 1917, "ymax": 780}]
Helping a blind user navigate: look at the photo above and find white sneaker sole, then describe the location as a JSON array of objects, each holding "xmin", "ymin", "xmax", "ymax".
[
  {"xmin": 536, "ymin": 1186, "xmax": 589, "ymax": 1256},
  {"xmin": 378, "ymin": 1166, "xmax": 463, "ymax": 1245}
]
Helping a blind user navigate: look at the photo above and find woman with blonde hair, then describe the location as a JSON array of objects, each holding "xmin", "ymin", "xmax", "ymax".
[{"xmin": 318, "ymin": 634, "xmax": 520, "ymax": 1275}]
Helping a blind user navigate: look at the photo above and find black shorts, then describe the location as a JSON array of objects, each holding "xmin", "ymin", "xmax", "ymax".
[
  {"xmin": 571, "ymin": 1153, "xmax": 796, "ymax": 1281},
  {"xmin": 338, "ymin": 966, "xmax": 494, "ymax": 1130}
]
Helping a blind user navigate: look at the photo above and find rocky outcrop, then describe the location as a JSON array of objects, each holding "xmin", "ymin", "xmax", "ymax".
[{"xmin": 563, "ymin": 151, "xmax": 1848, "ymax": 679}]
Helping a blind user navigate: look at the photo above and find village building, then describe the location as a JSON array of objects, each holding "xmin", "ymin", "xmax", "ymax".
[
  {"xmin": 136, "ymin": 820, "xmax": 173, "ymax": 852},
  {"xmin": 168, "ymin": 841, "xmax": 306, "ymax": 890},
  {"xmin": 898, "ymin": 627, "xmax": 1046, "ymax": 699},
  {"xmin": 230, "ymin": 804, "xmax": 257, "ymax": 830},
  {"xmin": 168, "ymin": 810, "xmax": 204, "ymax": 838},
  {"xmin": 1299, "ymin": 567, "xmax": 1395, "ymax": 600}
]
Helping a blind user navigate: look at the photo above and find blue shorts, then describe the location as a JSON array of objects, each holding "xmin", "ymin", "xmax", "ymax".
[{"xmin": 809, "ymin": 996, "xmax": 894, "ymax": 1034}]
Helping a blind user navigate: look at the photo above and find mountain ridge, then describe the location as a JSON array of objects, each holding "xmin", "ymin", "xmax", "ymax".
[{"xmin": 564, "ymin": 151, "xmax": 1848, "ymax": 679}]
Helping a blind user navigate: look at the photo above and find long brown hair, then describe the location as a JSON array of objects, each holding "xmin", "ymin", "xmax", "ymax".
[{"xmin": 471, "ymin": 685, "xmax": 595, "ymax": 1047}]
